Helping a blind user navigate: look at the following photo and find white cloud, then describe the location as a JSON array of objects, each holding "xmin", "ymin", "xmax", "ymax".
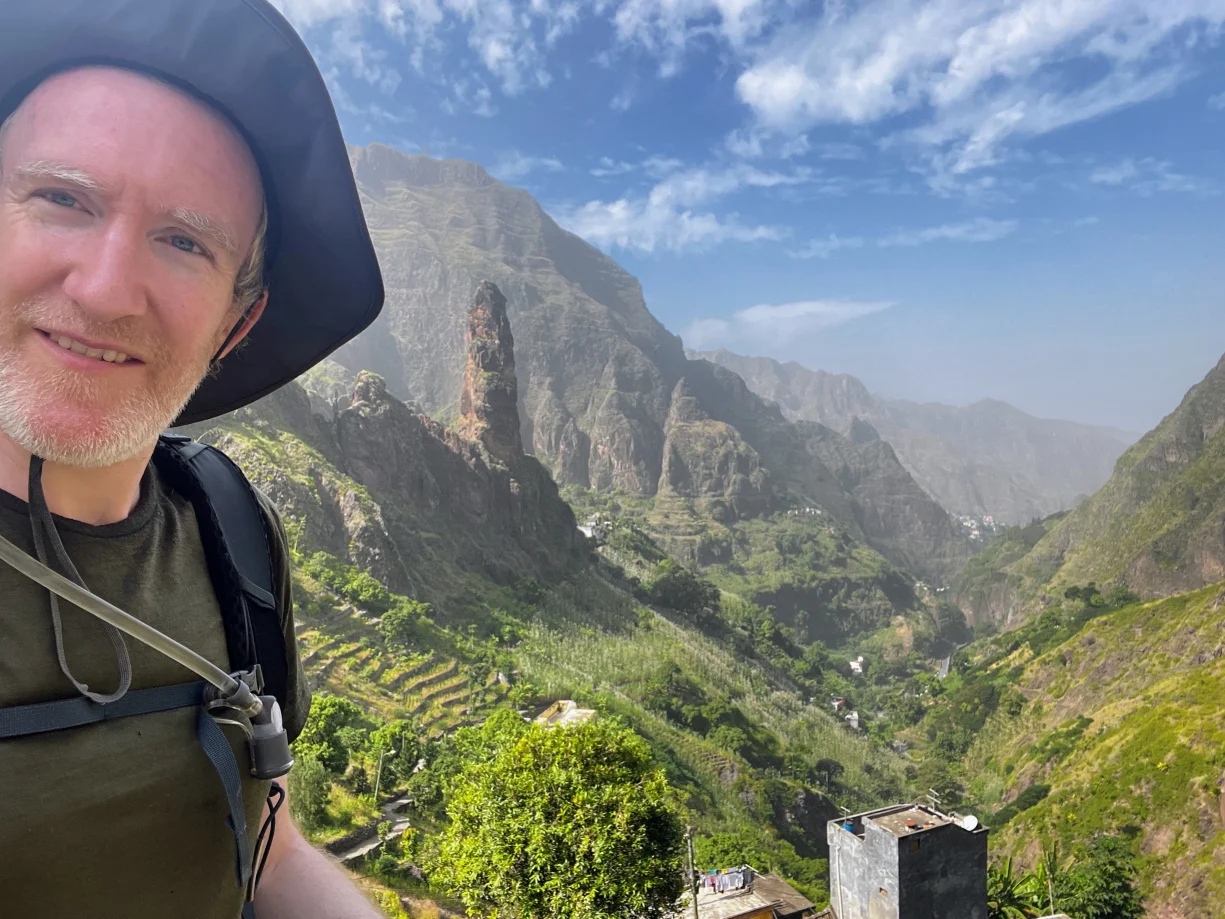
[
  {"xmin": 1089, "ymin": 157, "xmax": 1214, "ymax": 195},
  {"xmin": 490, "ymin": 151, "xmax": 565, "ymax": 180},
  {"xmin": 817, "ymin": 142, "xmax": 863, "ymax": 161},
  {"xmin": 1090, "ymin": 159, "xmax": 1140, "ymax": 185},
  {"xmin": 788, "ymin": 233, "xmax": 864, "ymax": 259},
  {"xmin": 682, "ymin": 299, "xmax": 894, "ymax": 351},
  {"xmin": 877, "ymin": 217, "xmax": 1017, "ymax": 247},
  {"xmin": 725, "ymin": 128, "xmax": 765, "ymax": 158},
  {"xmin": 1074, "ymin": 215, "xmax": 1100, "ymax": 227},
  {"xmin": 611, "ymin": 87, "xmax": 636, "ymax": 111},
  {"xmin": 591, "ymin": 157, "xmax": 637, "ymax": 177},
  {"xmin": 324, "ymin": 67, "xmax": 414, "ymax": 122},
  {"xmin": 448, "ymin": 78, "xmax": 498, "ymax": 116},
  {"xmin": 735, "ymin": 0, "xmax": 1225, "ymax": 182},
  {"xmin": 589, "ymin": 154, "xmax": 684, "ymax": 177},
  {"xmin": 787, "ymin": 217, "xmax": 1015, "ymax": 257},
  {"xmin": 612, "ymin": 0, "xmax": 774, "ymax": 68},
  {"xmin": 1211, "ymin": 91, "xmax": 1225, "ymax": 110},
  {"xmin": 554, "ymin": 161, "xmax": 808, "ymax": 252},
  {"xmin": 330, "ymin": 21, "xmax": 403, "ymax": 92},
  {"xmin": 270, "ymin": 0, "xmax": 367, "ymax": 28},
  {"xmin": 275, "ymin": 0, "xmax": 570, "ymax": 98},
  {"xmin": 557, "ymin": 197, "xmax": 784, "ymax": 252},
  {"xmin": 778, "ymin": 134, "xmax": 811, "ymax": 159},
  {"xmin": 724, "ymin": 128, "xmax": 816, "ymax": 159}
]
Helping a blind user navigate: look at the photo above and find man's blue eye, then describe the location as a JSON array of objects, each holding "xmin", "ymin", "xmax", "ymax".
[
  {"xmin": 45, "ymin": 191, "xmax": 79, "ymax": 208},
  {"xmin": 170, "ymin": 236, "xmax": 201, "ymax": 254}
]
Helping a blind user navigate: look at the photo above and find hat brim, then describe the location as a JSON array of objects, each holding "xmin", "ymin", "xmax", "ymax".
[{"xmin": 0, "ymin": 0, "xmax": 385, "ymax": 424}]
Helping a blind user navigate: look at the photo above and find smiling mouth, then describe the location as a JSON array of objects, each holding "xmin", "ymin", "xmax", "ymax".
[{"xmin": 38, "ymin": 330, "xmax": 134, "ymax": 364}]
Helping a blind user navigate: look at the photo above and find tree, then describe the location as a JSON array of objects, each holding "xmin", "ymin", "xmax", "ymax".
[
  {"xmin": 288, "ymin": 751, "xmax": 331, "ymax": 831},
  {"xmin": 293, "ymin": 693, "xmax": 368, "ymax": 773},
  {"xmin": 648, "ymin": 560, "xmax": 720, "ymax": 616},
  {"xmin": 430, "ymin": 719, "xmax": 685, "ymax": 919},
  {"xmin": 814, "ymin": 758, "xmax": 845, "ymax": 790},
  {"xmin": 369, "ymin": 719, "xmax": 422, "ymax": 787},
  {"xmin": 707, "ymin": 724, "xmax": 749, "ymax": 757},
  {"xmin": 1063, "ymin": 835, "xmax": 1143, "ymax": 919},
  {"xmin": 987, "ymin": 858, "xmax": 1043, "ymax": 919},
  {"xmin": 378, "ymin": 598, "xmax": 433, "ymax": 649}
]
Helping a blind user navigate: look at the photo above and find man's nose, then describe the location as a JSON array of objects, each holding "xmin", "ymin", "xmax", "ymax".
[{"xmin": 59, "ymin": 221, "xmax": 149, "ymax": 321}]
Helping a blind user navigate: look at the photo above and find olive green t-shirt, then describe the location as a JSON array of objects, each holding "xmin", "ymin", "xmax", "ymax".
[{"xmin": 0, "ymin": 460, "xmax": 311, "ymax": 919}]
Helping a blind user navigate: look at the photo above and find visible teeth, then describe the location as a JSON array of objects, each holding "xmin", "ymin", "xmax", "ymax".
[{"xmin": 50, "ymin": 334, "xmax": 130, "ymax": 363}]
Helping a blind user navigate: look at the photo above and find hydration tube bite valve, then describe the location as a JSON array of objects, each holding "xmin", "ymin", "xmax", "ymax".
[{"xmin": 206, "ymin": 667, "xmax": 295, "ymax": 781}]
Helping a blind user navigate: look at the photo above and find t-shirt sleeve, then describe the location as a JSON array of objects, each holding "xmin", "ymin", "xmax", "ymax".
[{"xmin": 251, "ymin": 487, "xmax": 312, "ymax": 744}]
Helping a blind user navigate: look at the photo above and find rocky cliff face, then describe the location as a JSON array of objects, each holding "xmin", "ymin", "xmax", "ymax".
[
  {"xmin": 456, "ymin": 281, "xmax": 523, "ymax": 464},
  {"xmin": 179, "ymin": 283, "xmax": 585, "ymax": 602},
  {"xmin": 696, "ymin": 349, "xmax": 1135, "ymax": 524},
  {"xmin": 657, "ymin": 378, "xmax": 775, "ymax": 522},
  {"xmin": 332, "ymin": 143, "xmax": 967, "ymax": 582}
]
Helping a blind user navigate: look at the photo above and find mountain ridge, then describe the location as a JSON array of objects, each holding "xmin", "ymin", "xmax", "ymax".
[
  {"xmin": 329, "ymin": 143, "xmax": 970, "ymax": 584},
  {"xmin": 695, "ymin": 348, "xmax": 1136, "ymax": 524}
]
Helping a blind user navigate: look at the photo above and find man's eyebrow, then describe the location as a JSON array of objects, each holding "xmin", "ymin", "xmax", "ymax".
[
  {"xmin": 168, "ymin": 206, "xmax": 238, "ymax": 258},
  {"xmin": 12, "ymin": 160, "xmax": 239, "ymax": 259},
  {"xmin": 11, "ymin": 160, "xmax": 107, "ymax": 192}
]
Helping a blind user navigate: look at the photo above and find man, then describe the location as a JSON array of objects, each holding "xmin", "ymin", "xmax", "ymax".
[{"xmin": 0, "ymin": 1, "xmax": 387, "ymax": 917}]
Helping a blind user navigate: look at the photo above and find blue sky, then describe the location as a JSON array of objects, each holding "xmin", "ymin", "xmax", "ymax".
[{"xmin": 272, "ymin": 0, "xmax": 1225, "ymax": 433}]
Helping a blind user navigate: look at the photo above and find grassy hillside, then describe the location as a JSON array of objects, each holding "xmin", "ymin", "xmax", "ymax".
[{"xmin": 912, "ymin": 584, "xmax": 1225, "ymax": 917}]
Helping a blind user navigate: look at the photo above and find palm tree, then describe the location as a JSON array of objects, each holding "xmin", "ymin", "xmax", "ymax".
[
  {"xmin": 987, "ymin": 857, "xmax": 1044, "ymax": 919},
  {"xmin": 1034, "ymin": 842, "xmax": 1062, "ymax": 916}
]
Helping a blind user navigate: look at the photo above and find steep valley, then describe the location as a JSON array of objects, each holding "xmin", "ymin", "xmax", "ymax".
[
  {"xmin": 181, "ymin": 282, "xmax": 935, "ymax": 911},
  {"xmin": 179, "ymin": 145, "xmax": 1225, "ymax": 919},
  {"xmin": 955, "ymin": 351, "xmax": 1225, "ymax": 629},
  {"xmin": 697, "ymin": 349, "xmax": 1136, "ymax": 525}
]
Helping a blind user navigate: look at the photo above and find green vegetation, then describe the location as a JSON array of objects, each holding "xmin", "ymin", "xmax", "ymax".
[
  {"xmin": 899, "ymin": 581, "xmax": 1225, "ymax": 917},
  {"xmin": 566, "ymin": 487, "xmax": 919, "ymax": 647},
  {"xmin": 431, "ymin": 717, "xmax": 685, "ymax": 919},
  {"xmin": 206, "ymin": 383, "xmax": 1219, "ymax": 917},
  {"xmin": 986, "ymin": 838, "xmax": 1142, "ymax": 919}
]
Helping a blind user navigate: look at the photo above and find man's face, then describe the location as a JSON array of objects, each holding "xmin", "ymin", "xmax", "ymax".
[{"xmin": 0, "ymin": 66, "xmax": 264, "ymax": 468}]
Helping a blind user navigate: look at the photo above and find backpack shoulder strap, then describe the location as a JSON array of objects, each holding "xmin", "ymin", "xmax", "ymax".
[{"xmin": 153, "ymin": 434, "xmax": 289, "ymax": 708}]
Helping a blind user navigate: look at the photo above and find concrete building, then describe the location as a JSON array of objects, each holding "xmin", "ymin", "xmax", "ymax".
[
  {"xmin": 827, "ymin": 804, "xmax": 988, "ymax": 919},
  {"xmin": 533, "ymin": 700, "xmax": 596, "ymax": 728}
]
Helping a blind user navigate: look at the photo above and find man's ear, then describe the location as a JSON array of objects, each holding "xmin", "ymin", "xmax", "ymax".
[{"xmin": 215, "ymin": 291, "xmax": 269, "ymax": 362}]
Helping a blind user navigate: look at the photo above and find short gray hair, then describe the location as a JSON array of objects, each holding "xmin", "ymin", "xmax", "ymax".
[{"xmin": 0, "ymin": 104, "xmax": 267, "ymax": 313}]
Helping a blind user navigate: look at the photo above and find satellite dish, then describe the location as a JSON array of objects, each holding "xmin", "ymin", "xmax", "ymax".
[{"xmin": 957, "ymin": 815, "xmax": 979, "ymax": 831}]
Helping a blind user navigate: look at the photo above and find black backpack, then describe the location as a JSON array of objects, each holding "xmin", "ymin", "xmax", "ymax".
[{"xmin": 154, "ymin": 433, "xmax": 290, "ymax": 707}]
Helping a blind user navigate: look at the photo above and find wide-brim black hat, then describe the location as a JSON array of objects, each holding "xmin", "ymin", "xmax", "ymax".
[{"xmin": 0, "ymin": 0, "xmax": 385, "ymax": 424}]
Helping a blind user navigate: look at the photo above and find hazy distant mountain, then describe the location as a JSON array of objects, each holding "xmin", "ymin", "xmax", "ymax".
[
  {"xmin": 694, "ymin": 349, "xmax": 1136, "ymax": 524},
  {"xmin": 956, "ymin": 351, "xmax": 1225, "ymax": 624},
  {"xmin": 330, "ymin": 144, "xmax": 970, "ymax": 581}
]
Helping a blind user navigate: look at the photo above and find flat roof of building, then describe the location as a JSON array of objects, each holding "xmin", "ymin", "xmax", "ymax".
[
  {"xmin": 870, "ymin": 805, "xmax": 953, "ymax": 837},
  {"xmin": 677, "ymin": 885, "xmax": 780, "ymax": 919}
]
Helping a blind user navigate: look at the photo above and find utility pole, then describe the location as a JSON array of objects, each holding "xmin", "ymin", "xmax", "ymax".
[
  {"xmin": 685, "ymin": 827, "xmax": 699, "ymax": 919},
  {"xmin": 373, "ymin": 746, "xmax": 397, "ymax": 802}
]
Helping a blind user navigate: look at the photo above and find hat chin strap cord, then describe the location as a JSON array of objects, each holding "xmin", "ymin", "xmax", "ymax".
[{"xmin": 0, "ymin": 530, "xmax": 263, "ymax": 717}]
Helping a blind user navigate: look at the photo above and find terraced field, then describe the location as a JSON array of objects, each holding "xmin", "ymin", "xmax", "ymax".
[{"xmin": 292, "ymin": 578, "xmax": 507, "ymax": 737}]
